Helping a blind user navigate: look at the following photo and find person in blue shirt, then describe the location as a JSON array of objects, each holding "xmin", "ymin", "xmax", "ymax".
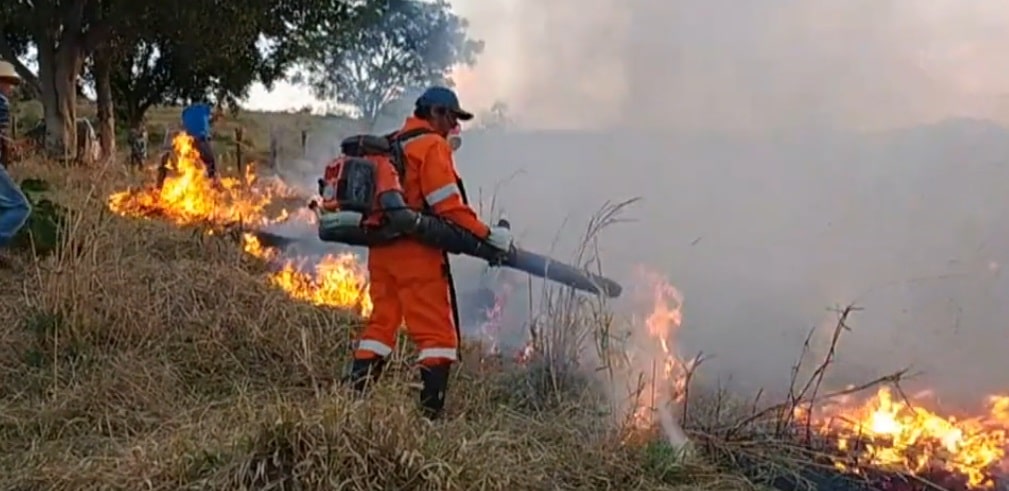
[
  {"xmin": 180, "ymin": 102, "xmax": 219, "ymax": 179},
  {"xmin": 0, "ymin": 60, "xmax": 31, "ymax": 251}
]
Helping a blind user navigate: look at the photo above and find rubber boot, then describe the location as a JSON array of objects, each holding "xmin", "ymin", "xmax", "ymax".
[
  {"xmin": 419, "ymin": 364, "xmax": 451, "ymax": 420},
  {"xmin": 345, "ymin": 357, "xmax": 387, "ymax": 393}
]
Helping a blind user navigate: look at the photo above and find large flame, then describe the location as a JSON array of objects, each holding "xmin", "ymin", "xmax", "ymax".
[
  {"xmin": 802, "ymin": 388, "xmax": 1009, "ymax": 487},
  {"xmin": 108, "ymin": 133, "xmax": 372, "ymax": 315},
  {"xmin": 108, "ymin": 133, "xmax": 292, "ymax": 227},
  {"xmin": 242, "ymin": 233, "xmax": 372, "ymax": 315},
  {"xmin": 625, "ymin": 272, "xmax": 1009, "ymax": 486},
  {"xmin": 624, "ymin": 271, "xmax": 693, "ymax": 446}
]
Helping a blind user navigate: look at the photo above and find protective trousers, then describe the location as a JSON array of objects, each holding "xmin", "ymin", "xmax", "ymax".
[
  {"xmin": 191, "ymin": 135, "xmax": 217, "ymax": 179},
  {"xmin": 351, "ymin": 241, "xmax": 459, "ymax": 419}
]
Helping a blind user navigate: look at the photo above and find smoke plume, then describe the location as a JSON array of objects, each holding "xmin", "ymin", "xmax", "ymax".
[{"xmin": 445, "ymin": 0, "xmax": 1009, "ymax": 409}]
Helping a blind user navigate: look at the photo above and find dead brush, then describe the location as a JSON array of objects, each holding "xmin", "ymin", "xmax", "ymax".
[
  {"xmin": 479, "ymin": 198, "xmax": 640, "ymax": 413},
  {"xmin": 675, "ymin": 304, "xmax": 921, "ymax": 491}
]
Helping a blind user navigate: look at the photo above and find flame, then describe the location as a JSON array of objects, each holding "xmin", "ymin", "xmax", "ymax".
[
  {"xmin": 108, "ymin": 133, "xmax": 372, "ymax": 315},
  {"xmin": 626, "ymin": 272, "xmax": 692, "ymax": 446},
  {"xmin": 803, "ymin": 388, "xmax": 1009, "ymax": 487},
  {"xmin": 471, "ymin": 266, "xmax": 537, "ymax": 364},
  {"xmin": 478, "ymin": 281, "xmax": 512, "ymax": 356},
  {"xmin": 109, "ymin": 135, "xmax": 1009, "ymax": 487},
  {"xmin": 108, "ymin": 133, "xmax": 293, "ymax": 227}
]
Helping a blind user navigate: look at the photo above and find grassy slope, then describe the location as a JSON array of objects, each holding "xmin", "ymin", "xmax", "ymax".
[{"xmin": 0, "ymin": 155, "xmax": 755, "ymax": 490}]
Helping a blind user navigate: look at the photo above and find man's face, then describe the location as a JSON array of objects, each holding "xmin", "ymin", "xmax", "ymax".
[
  {"xmin": 0, "ymin": 81, "xmax": 13, "ymax": 97},
  {"xmin": 431, "ymin": 108, "xmax": 459, "ymax": 136}
]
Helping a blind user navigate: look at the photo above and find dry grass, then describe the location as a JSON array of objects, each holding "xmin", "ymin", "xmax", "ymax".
[{"xmin": 0, "ymin": 156, "xmax": 766, "ymax": 490}]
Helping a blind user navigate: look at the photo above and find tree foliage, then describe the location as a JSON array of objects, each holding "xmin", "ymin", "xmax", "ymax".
[
  {"xmin": 0, "ymin": 0, "xmax": 124, "ymax": 159},
  {"xmin": 299, "ymin": 0, "xmax": 484, "ymax": 124},
  {"xmin": 11, "ymin": 178, "xmax": 68, "ymax": 257},
  {"xmin": 1, "ymin": 0, "xmax": 378, "ymax": 157},
  {"xmin": 103, "ymin": 0, "xmax": 370, "ymax": 127}
]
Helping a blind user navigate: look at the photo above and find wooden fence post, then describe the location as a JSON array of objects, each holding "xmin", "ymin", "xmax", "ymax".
[
  {"xmin": 162, "ymin": 124, "xmax": 171, "ymax": 149},
  {"xmin": 269, "ymin": 126, "xmax": 279, "ymax": 169},
  {"xmin": 235, "ymin": 127, "xmax": 243, "ymax": 177}
]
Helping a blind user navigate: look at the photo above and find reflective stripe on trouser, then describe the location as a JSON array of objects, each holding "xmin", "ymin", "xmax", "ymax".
[
  {"xmin": 354, "ymin": 247, "xmax": 459, "ymax": 364},
  {"xmin": 356, "ymin": 339, "xmax": 394, "ymax": 357},
  {"xmin": 418, "ymin": 347, "xmax": 458, "ymax": 362}
]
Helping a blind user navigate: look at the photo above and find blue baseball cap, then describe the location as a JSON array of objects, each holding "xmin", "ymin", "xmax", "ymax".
[{"xmin": 415, "ymin": 86, "xmax": 473, "ymax": 121}]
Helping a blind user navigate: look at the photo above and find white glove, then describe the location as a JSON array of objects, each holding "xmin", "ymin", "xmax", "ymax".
[
  {"xmin": 318, "ymin": 210, "xmax": 363, "ymax": 229},
  {"xmin": 486, "ymin": 226, "xmax": 513, "ymax": 251}
]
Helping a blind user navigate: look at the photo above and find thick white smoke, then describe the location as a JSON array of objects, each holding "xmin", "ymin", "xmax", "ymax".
[
  {"xmin": 451, "ymin": 0, "xmax": 1009, "ymax": 131},
  {"xmin": 446, "ymin": 0, "xmax": 1009, "ymax": 408}
]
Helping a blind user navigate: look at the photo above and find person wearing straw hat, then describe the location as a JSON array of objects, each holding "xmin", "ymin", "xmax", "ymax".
[{"xmin": 0, "ymin": 60, "xmax": 31, "ymax": 249}]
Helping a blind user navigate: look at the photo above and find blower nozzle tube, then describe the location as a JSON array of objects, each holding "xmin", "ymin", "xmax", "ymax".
[{"xmin": 283, "ymin": 195, "xmax": 624, "ymax": 298}]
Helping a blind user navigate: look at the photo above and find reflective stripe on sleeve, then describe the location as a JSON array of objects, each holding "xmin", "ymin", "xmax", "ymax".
[{"xmin": 425, "ymin": 183, "xmax": 460, "ymax": 207}]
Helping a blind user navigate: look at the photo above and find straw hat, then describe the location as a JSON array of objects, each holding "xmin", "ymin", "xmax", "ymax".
[{"xmin": 0, "ymin": 60, "xmax": 22, "ymax": 84}]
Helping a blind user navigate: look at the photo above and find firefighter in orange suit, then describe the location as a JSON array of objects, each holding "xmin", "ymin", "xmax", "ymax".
[{"xmin": 348, "ymin": 87, "xmax": 513, "ymax": 419}]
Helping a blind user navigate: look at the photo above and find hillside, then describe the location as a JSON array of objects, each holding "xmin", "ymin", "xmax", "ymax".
[
  {"xmin": 2, "ymin": 117, "xmax": 1008, "ymax": 490},
  {"xmin": 0, "ymin": 155, "xmax": 738, "ymax": 490}
]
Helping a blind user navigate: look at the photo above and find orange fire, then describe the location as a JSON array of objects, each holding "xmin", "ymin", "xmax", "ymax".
[
  {"xmin": 624, "ymin": 273, "xmax": 1009, "ymax": 486},
  {"xmin": 109, "ymin": 135, "xmax": 1009, "ymax": 486},
  {"xmin": 802, "ymin": 388, "xmax": 1009, "ymax": 487},
  {"xmin": 107, "ymin": 133, "xmax": 371, "ymax": 315},
  {"xmin": 108, "ymin": 133, "xmax": 293, "ymax": 227},
  {"xmin": 242, "ymin": 234, "xmax": 371, "ymax": 315},
  {"xmin": 625, "ymin": 272, "xmax": 693, "ymax": 446}
]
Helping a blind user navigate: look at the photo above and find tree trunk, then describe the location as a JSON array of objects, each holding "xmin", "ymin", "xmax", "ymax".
[
  {"xmin": 34, "ymin": 32, "xmax": 84, "ymax": 163},
  {"xmin": 125, "ymin": 105, "xmax": 143, "ymax": 130},
  {"xmin": 94, "ymin": 46, "xmax": 116, "ymax": 160}
]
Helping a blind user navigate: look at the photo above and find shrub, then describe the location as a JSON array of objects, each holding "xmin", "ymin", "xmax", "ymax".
[{"xmin": 11, "ymin": 177, "xmax": 68, "ymax": 256}]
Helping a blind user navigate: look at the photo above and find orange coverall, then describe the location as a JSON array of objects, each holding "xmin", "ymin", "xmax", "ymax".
[{"xmin": 353, "ymin": 117, "xmax": 490, "ymax": 367}]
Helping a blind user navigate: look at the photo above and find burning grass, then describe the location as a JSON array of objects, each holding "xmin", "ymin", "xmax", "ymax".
[
  {"xmin": 4, "ymin": 143, "xmax": 1008, "ymax": 490},
  {"xmin": 0, "ymin": 157, "xmax": 734, "ymax": 490}
]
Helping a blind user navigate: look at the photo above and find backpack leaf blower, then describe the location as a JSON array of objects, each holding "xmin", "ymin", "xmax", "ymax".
[
  {"xmin": 253, "ymin": 133, "xmax": 624, "ymax": 298},
  {"xmin": 252, "ymin": 216, "xmax": 623, "ymax": 298}
]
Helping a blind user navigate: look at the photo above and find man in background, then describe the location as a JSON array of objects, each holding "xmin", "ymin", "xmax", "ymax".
[
  {"xmin": 127, "ymin": 118, "xmax": 148, "ymax": 169},
  {"xmin": 180, "ymin": 102, "xmax": 221, "ymax": 180},
  {"xmin": 0, "ymin": 61, "xmax": 31, "ymax": 250}
]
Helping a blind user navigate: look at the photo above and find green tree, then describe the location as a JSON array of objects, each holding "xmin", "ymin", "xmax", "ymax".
[
  {"xmin": 299, "ymin": 0, "xmax": 484, "ymax": 126},
  {"xmin": 2, "ymin": 0, "xmax": 375, "ymax": 160},
  {"xmin": 97, "ymin": 0, "xmax": 380, "ymax": 137},
  {"xmin": 0, "ymin": 0, "xmax": 122, "ymax": 160}
]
